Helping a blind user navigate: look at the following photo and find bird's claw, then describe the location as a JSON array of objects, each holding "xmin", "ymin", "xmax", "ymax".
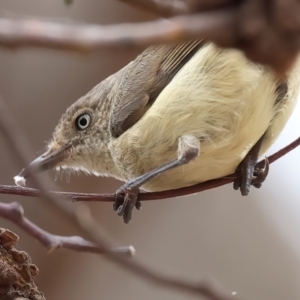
[
  {"xmin": 234, "ymin": 156, "xmax": 269, "ymax": 196},
  {"xmin": 252, "ymin": 157, "xmax": 269, "ymax": 188},
  {"xmin": 114, "ymin": 184, "xmax": 142, "ymax": 224}
]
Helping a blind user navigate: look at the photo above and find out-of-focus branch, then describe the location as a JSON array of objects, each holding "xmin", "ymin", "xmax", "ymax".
[
  {"xmin": 1, "ymin": 0, "xmax": 300, "ymax": 72},
  {"xmin": 119, "ymin": 0, "xmax": 236, "ymax": 16},
  {"xmin": 119, "ymin": 0, "xmax": 191, "ymax": 17},
  {"xmin": 0, "ymin": 202, "xmax": 133, "ymax": 256},
  {"xmin": 0, "ymin": 11, "xmax": 236, "ymax": 51},
  {"xmin": 0, "ymin": 136, "xmax": 299, "ymax": 202},
  {"xmin": 73, "ymin": 204, "xmax": 237, "ymax": 300}
]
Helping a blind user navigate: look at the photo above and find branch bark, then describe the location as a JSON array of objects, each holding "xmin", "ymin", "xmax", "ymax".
[{"xmin": 0, "ymin": 228, "xmax": 45, "ymax": 300}]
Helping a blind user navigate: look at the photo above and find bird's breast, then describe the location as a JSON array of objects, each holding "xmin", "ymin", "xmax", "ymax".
[{"xmin": 109, "ymin": 43, "xmax": 300, "ymax": 191}]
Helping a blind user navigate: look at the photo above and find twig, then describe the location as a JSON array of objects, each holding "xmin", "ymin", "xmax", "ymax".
[
  {"xmin": 0, "ymin": 136, "xmax": 299, "ymax": 202},
  {"xmin": 71, "ymin": 204, "xmax": 238, "ymax": 300},
  {"xmin": 0, "ymin": 202, "xmax": 133, "ymax": 256},
  {"xmin": 0, "ymin": 11, "xmax": 236, "ymax": 51}
]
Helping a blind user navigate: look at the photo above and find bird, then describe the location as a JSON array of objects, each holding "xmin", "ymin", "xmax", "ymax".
[{"xmin": 14, "ymin": 40, "xmax": 300, "ymax": 223}]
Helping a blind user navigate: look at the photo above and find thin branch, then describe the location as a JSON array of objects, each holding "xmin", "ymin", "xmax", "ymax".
[
  {"xmin": 72, "ymin": 204, "xmax": 238, "ymax": 300},
  {"xmin": 0, "ymin": 203, "xmax": 239, "ymax": 300},
  {"xmin": 0, "ymin": 11, "xmax": 237, "ymax": 51},
  {"xmin": 0, "ymin": 202, "xmax": 134, "ymax": 256},
  {"xmin": 1, "ymin": 136, "xmax": 299, "ymax": 202}
]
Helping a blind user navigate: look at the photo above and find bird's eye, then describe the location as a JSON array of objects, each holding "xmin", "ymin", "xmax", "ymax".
[{"xmin": 75, "ymin": 113, "xmax": 91, "ymax": 131}]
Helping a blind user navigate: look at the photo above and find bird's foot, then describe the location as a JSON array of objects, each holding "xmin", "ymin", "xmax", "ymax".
[
  {"xmin": 113, "ymin": 135, "xmax": 200, "ymax": 223},
  {"xmin": 114, "ymin": 182, "xmax": 142, "ymax": 224},
  {"xmin": 234, "ymin": 156, "xmax": 269, "ymax": 196}
]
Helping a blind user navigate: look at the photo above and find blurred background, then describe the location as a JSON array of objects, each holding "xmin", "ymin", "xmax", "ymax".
[{"xmin": 1, "ymin": 1, "xmax": 300, "ymax": 299}]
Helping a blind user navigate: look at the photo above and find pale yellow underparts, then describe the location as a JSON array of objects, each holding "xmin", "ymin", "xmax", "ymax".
[{"xmin": 109, "ymin": 44, "xmax": 300, "ymax": 191}]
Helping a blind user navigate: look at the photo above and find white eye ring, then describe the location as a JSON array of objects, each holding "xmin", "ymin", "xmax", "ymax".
[{"xmin": 76, "ymin": 113, "xmax": 91, "ymax": 130}]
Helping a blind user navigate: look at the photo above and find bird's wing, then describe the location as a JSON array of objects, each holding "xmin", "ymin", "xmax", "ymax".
[{"xmin": 109, "ymin": 40, "xmax": 205, "ymax": 138}]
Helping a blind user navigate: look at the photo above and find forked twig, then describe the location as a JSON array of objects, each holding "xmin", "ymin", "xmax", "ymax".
[{"xmin": 0, "ymin": 202, "xmax": 134, "ymax": 256}]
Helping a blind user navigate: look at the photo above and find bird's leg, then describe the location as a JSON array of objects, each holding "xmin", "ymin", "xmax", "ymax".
[
  {"xmin": 233, "ymin": 132, "xmax": 269, "ymax": 195},
  {"xmin": 234, "ymin": 81, "xmax": 287, "ymax": 195},
  {"xmin": 114, "ymin": 135, "xmax": 200, "ymax": 223}
]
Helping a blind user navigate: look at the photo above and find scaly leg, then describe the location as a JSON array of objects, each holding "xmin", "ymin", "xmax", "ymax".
[
  {"xmin": 114, "ymin": 135, "xmax": 200, "ymax": 223},
  {"xmin": 234, "ymin": 81, "xmax": 287, "ymax": 195},
  {"xmin": 233, "ymin": 132, "xmax": 269, "ymax": 195}
]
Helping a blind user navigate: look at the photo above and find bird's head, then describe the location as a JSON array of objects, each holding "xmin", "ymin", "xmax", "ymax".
[{"xmin": 15, "ymin": 77, "xmax": 117, "ymax": 186}]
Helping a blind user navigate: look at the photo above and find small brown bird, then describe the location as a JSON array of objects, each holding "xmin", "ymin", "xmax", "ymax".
[{"xmin": 14, "ymin": 41, "xmax": 300, "ymax": 223}]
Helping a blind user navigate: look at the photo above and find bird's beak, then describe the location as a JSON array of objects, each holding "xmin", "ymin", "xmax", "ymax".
[{"xmin": 16, "ymin": 144, "xmax": 71, "ymax": 180}]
